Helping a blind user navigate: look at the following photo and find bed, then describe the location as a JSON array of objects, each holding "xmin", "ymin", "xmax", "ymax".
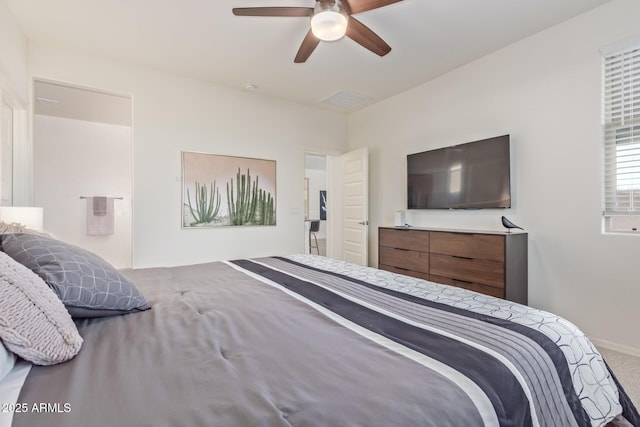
[{"xmin": 0, "ymin": 233, "xmax": 638, "ymax": 427}]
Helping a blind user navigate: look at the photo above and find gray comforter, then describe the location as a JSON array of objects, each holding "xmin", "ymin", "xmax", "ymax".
[{"xmin": 12, "ymin": 256, "xmax": 639, "ymax": 427}]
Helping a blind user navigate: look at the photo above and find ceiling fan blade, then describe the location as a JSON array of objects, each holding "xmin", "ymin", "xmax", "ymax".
[
  {"xmin": 344, "ymin": 0, "xmax": 403, "ymax": 15},
  {"xmin": 294, "ymin": 30, "xmax": 321, "ymax": 63},
  {"xmin": 232, "ymin": 7, "xmax": 313, "ymax": 17},
  {"xmin": 346, "ymin": 17, "xmax": 391, "ymax": 57}
]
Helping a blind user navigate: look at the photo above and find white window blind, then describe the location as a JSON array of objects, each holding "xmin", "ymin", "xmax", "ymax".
[{"xmin": 603, "ymin": 45, "xmax": 640, "ymax": 217}]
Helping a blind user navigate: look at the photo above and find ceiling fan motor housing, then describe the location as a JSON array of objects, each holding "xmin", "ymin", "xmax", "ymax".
[{"xmin": 311, "ymin": 1, "xmax": 349, "ymax": 41}]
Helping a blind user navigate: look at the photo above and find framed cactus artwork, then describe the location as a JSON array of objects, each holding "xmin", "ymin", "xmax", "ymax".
[{"xmin": 181, "ymin": 151, "xmax": 276, "ymax": 227}]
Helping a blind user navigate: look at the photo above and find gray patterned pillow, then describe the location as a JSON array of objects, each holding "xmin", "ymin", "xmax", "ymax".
[{"xmin": 0, "ymin": 233, "xmax": 150, "ymax": 318}]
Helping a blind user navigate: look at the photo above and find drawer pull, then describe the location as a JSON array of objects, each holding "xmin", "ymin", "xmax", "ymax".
[{"xmin": 452, "ymin": 255, "xmax": 473, "ymax": 260}]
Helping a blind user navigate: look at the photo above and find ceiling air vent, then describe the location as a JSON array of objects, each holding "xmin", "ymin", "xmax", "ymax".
[
  {"xmin": 35, "ymin": 97, "xmax": 61, "ymax": 105},
  {"xmin": 321, "ymin": 90, "xmax": 371, "ymax": 110}
]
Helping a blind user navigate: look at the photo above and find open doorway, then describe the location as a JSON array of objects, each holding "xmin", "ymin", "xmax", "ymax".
[
  {"xmin": 33, "ymin": 80, "xmax": 133, "ymax": 268},
  {"xmin": 304, "ymin": 148, "xmax": 369, "ymax": 264},
  {"xmin": 304, "ymin": 153, "xmax": 328, "ymax": 256}
]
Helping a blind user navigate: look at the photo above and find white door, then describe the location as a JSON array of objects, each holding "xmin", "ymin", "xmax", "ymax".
[{"xmin": 340, "ymin": 147, "xmax": 369, "ymax": 266}]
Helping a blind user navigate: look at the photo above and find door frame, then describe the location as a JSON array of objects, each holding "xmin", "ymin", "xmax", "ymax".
[
  {"xmin": 327, "ymin": 147, "xmax": 369, "ymax": 266},
  {"xmin": 0, "ymin": 81, "xmax": 28, "ymax": 206},
  {"xmin": 32, "ymin": 77, "xmax": 135, "ymax": 268}
]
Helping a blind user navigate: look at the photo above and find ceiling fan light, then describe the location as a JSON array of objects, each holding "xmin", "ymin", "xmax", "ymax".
[{"xmin": 311, "ymin": 6, "xmax": 348, "ymax": 41}]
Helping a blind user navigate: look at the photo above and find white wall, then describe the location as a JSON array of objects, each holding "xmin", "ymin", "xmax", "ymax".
[
  {"xmin": 348, "ymin": 0, "xmax": 640, "ymax": 354},
  {"xmin": 0, "ymin": 1, "xmax": 31, "ymax": 206},
  {"xmin": 33, "ymin": 115, "xmax": 133, "ymax": 268},
  {"xmin": 0, "ymin": 0, "xmax": 28, "ymax": 101},
  {"xmin": 29, "ymin": 44, "xmax": 347, "ymax": 267}
]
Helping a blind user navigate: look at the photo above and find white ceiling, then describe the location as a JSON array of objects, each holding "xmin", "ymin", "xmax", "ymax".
[{"xmin": 7, "ymin": 0, "xmax": 612, "ymax": 113}]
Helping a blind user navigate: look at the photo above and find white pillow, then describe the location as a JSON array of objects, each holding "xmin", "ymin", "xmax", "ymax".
[
  {"xmin": 0, "ymin": 252, "xmax": 83, "ymax": 365},
  {"xmin": 0, "ymin": 341, "xmax": 16, "ymax": 382}
]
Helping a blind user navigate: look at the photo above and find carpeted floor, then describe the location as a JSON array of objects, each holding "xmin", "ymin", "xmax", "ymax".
[{"xmin": 599, "ymin": 347, "xmax": 640, "ymax": 408}]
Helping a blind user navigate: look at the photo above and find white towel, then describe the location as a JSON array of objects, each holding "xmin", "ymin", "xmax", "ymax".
[
  {"xmin": 86, "ymin": 197, "xmax": 115, "ymax": 236},
  {"xmin": 93, "ymin": 196, "xmax": 107, "ymax": 216}
]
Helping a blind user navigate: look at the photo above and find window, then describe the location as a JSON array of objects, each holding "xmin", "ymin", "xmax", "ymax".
[{"xmin": 603, "ymin": 43, "xmax": 640, "ymax": 232}]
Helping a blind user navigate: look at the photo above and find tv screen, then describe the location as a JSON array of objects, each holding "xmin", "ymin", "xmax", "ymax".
[{"xmin": 407, "ymin": 135, "xmax": 511, "ymax": 209}]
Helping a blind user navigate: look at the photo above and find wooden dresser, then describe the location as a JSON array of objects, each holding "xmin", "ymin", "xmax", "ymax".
[{"xmin": 378, "ymin": 227, "xmax": 527, "ymax": 304}]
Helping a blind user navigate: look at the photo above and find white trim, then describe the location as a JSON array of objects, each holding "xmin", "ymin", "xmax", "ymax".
[
  {"xmin": 1, "ymin": 77, "xmax": 30, "ymax": 206},
  {"xmin": 591, "ymin": 337, "xmax": 640, "ymax": 358},
  {"xmin": 600, "ymin": 33, "xmax": 640, "ymax": 56}
]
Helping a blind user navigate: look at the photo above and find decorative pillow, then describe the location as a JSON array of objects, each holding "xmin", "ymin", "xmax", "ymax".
[
  {"xmin": 0, "ymin": 251, "xmax": 83, "ymax": 365},
  {"xmin": 0, "ymin": 233, "xmax": 150, "ymax": 318},
  {"xmin": 0, "ymin": 221, "xmax": 47, "ymax": 236},
  {"xmin": 0, "ymin": 340, "xmax": 16, "ymax": 382}
]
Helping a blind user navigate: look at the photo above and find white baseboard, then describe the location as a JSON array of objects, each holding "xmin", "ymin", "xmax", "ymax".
[{"xmin": 590, "ymin": 337, "xmax": 640, "ymax": 358}]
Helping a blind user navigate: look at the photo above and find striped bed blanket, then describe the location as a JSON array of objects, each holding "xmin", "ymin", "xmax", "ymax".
[
  {"xmin": 236, "ymin": 255, "xmax": 638, "ymax": 427},
  {"xmin": 11, "ymin": 255, "xmax": 638, "ymax": 427}
]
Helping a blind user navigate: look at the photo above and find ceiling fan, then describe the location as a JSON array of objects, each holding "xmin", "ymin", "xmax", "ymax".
[{"xmin": 232, "ymin": 0, "xmax": 404, "ymax": 63}]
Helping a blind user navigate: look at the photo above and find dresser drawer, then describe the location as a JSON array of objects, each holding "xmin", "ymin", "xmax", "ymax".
[
  {"xmin": 430, "ymin": 232, "xmax": 504, "ymax": 262},
  {"xmin": 379, "ymin": 247, "xmax": 429, "ymax": 273},
  {"xmin": 429, "ymin": 275, "xmax": 505, "ymax": 299},
  {"xmin": 379, "ymin": 228, "xmax": 429, "ymax": 252},
  {"xmin": 429, "ymin": 253, "xmax": 504, "ymax": 288},
  {"xmin": 380, "ymin": 264, "xmax": 430, "ymax": 281}
]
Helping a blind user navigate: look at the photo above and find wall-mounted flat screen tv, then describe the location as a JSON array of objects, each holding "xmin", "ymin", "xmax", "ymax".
[{"xmin": 407, "ymin": 135, "xmax": 511, "ymax": 209}]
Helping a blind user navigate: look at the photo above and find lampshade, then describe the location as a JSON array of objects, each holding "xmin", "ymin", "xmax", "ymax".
[
  {"xmin": 0, "ymin": 207, "xmax": 44, "ymax": 232},
  {"xmin": 310, "ymin": 2, "xmax": 348, "ymax": 42}
]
